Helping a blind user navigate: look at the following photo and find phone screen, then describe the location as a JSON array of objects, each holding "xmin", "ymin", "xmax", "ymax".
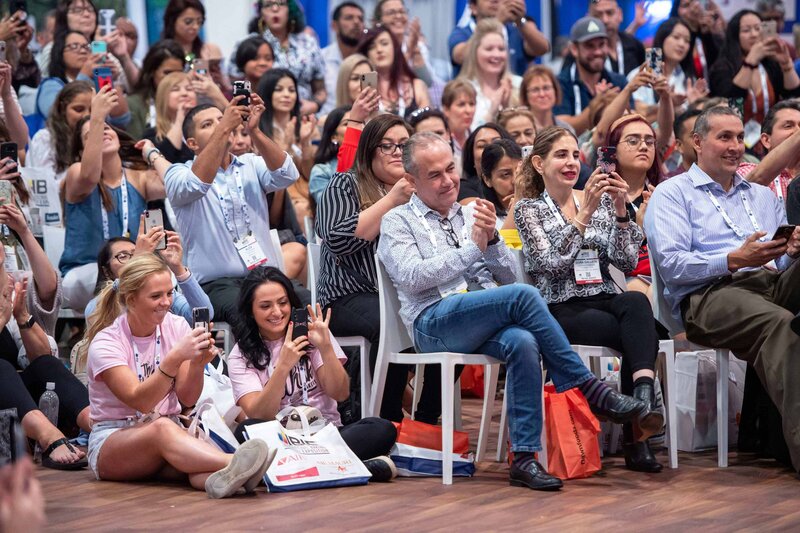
[{"xmin": 144, "ymin": 209, "xmax": 167, "ymax": 250}]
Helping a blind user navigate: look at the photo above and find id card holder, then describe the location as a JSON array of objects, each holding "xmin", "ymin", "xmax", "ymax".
[
  {"xmin": 744, "ymin": 119, "xmax": 761, "ymax": 149},
  {"xmin": 234, "ymin": 234, "xmax": 268, "ymax": 270},
  {"xmin": 574, "ymin": 249, "xmax": 603, "ymax": 285},
  {"xmin": 438, "ymin": 276, "xmax": 469, "ymax": 299}
]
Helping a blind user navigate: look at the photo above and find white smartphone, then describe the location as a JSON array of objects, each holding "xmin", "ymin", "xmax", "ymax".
[
  {"xmin": 144, "ymin": 209, "xmax": 167, "ymax": 250},
  {"xmin": 360, "ymin": 71, "xmax": 378, "ymax": 91}
]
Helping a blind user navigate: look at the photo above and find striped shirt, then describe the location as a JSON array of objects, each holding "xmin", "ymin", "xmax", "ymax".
[
  {"xmin": 644, "ymin": 164, "xmax": 793, "ymax": 321},
  {"xmin": 315, "ymin": 172, "xmax": 379, "ymax": 309}
]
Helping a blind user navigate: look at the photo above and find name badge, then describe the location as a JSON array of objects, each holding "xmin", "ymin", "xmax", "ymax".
[
  {"xmin": 3, "ymin": 245, "xmax": 17, "ymax": 272},
  {"xmin": 438, "ymin": 276, "xmax": 469, "ymax": 299},
  {"xmin": 574, "ymin": 249, "xmax": 603, "ymax": 285},
  {"xmin": 235, "ymin": 234, "xmax": 268, "ymax": 270}
]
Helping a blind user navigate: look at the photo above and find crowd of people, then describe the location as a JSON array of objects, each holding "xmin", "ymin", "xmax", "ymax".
[{"xmin": 1, "ymin": 0, "xmax": 800, "ymax": 511}]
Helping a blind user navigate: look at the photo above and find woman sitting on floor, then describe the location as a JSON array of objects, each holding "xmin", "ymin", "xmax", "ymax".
[{"xmin": 85, "ymin": 254, "xmax": 273, "ymax": 498}]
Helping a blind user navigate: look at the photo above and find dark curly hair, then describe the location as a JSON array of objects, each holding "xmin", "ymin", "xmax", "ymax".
[{"xmin": 233, "ymin": 266, "xmax": 302, "ymax": 371}]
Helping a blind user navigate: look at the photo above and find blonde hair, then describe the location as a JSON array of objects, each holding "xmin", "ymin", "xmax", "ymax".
[
  {"xmin": 155, "ymin": 72, "xmax": 192, "ymax": 140},
  {"xmin": 441, "ymin": 78, "xmax": 477, "ymax": 108},
  {"xmin": 336, "ymin": 54, "xmax": 373, "ymax": 107},
  {"xmin": 84, "ymin": 254, "xmax": 171, "ymax": 347},
  {"xmin": 458, "ymin": 18, "xmax": 512, "ymax": 85}
]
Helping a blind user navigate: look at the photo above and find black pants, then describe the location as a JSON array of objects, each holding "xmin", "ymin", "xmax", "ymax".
[
  {"xmin": 235, "ymin": 417, "xmax": 397, "ymax": 460},
  {"xmin": 548, "ymin": 291, "xmax": 658, "ymax": 395},
  {"xmin": 0, "ymin": 356, "xmax": 89, "ymax": 435},
  {"xmin": 202, "ymin": 276, "xmax": 311, "ymax": 324},
  {"xmin": 327, "ymin": 292, "xmax": 443, "ymax": 424}
]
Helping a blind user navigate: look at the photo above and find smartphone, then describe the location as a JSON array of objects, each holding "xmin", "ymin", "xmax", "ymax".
[
  {"xmin": 91, "ymin": 40, "xmax": 107, "ymax": 55},
  {"xmin": 0, "ymin": 41, "xmax": 6, "ymax": 63},
  {"xmin": 761, "ymin": 20, "xmax": 778, "ymax": 39},
  {"xmin": 645, "ymin": 47, "xmax": 663, "ymax": 77},
  {"xmin": 9, "ymin": 0, "xmax": 26, "ymax": 18},
  {"xmin": 192, "ymin": 307, "xmax": 210, "ymax": 333},
  {"xmin": 144, "ymin": 208, "xmax": 167, "ymax": 250},
  {"xmin": 232, "ymin": 80, "xmax": 251, "ymax": 106},
  {"xmin": 192, "ymin": 58, "xmax": 208, "ymax": 76},
  {"xmin": 291, "ymin": 308, "xmax": 309, "ymax": 340},
  {"xmin": 772, "ymin": 224, "xmax": 796, "ymax": 241},
  {"xmin": 93, "ymin": 67, "xmax": 113, "ymax": 92},
  {"xmin": 0, "ymin": 141, "xmax": 17, "ymax": 163},
  {"xmin": 11, "ymin": 419, "xmax": 26, "ymax": 463},
  {"xmin": 360, "ymin": 71, "xmax": 378, "ymax": 92},
  {"xmin": 98, "ymin": 8, "xmax": 116, "ymax": 37},
  {"xmin": 521, "ymin": 145, "xmax": 533, "ymax": 160},
  {"xmin": 597, "ymin": 146, "xmax": 617, "ymax": 174}
]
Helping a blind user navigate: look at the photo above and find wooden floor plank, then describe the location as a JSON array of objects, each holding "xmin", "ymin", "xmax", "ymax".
[{"xmin": 36, "ymin": 398, "xmax": 800, "ymax": 531}]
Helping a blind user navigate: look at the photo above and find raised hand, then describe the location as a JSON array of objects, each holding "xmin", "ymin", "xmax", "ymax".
[{"xmin": 306, "ymin": 303, "xmax": 332, "ymax": 351}]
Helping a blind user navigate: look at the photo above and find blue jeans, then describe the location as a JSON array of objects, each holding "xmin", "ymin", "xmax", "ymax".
[{"xmin": 413, "ymin": 284, "xmax": 593, "ymax": 452}]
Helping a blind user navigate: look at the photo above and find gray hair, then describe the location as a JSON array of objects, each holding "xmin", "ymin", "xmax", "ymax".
[
  {"xmin": 402, "ymin": 131, "xmax": 452, "ymax": 177},
  {"xmin": 755, "ymin": 0, "xmax": 785, "ymax": 15},
  {"xmin": 692, "ymin": 106, "xmax": 742, "ymax": 139}
]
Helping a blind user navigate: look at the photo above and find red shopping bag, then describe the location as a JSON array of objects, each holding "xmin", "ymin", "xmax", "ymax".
[
  {"xmin": 459, "ymin": 365, "xmax": 485, "ymax": 398},
  {"xmin": 543, "ymin": 385, "xmax": 602, "ymax": 479}
]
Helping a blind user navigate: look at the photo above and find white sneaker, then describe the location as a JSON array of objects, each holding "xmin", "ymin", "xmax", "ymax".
[
  {"xmin": 243, "ymin": 442, "xmax": 277, "ymax": 493},
  {"xmin": 205, "ymin": 439, "xmax": 269, "ymax": 499}
]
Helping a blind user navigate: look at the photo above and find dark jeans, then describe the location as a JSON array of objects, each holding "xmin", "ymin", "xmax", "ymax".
[
  {"xmin": 235, "ymin": 417, "xmax": 397, "ymax": 460},
  {"xmin": 549, "ymin": 291, "xmax": 658, "ymax": 395},
  {"xmin": 202, "ymin": 276, "xmax": 311, "ymax": 324},
  {"xmin": 327, "ymin": 292, "xmax": 443, "ymax": 424},
  {"xmin": 0, "ymin": 356, "xmax": 89, "ymax": 435}
]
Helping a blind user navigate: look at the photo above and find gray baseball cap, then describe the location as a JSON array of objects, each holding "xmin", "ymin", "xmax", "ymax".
[{"xmin": 570, "ymin": 16, "xmax": 608, "ymax": 43}]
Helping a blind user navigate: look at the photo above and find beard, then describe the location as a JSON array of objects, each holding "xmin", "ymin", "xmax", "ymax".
[{"xmin": 340, "ymin": 33, "xmax": 360, "ymax": 47}]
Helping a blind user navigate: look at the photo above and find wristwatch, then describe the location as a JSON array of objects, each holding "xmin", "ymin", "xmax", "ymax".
[
  {"xmin": 515, "ymin": 16, "xmax": 529, "ymax": 26},
  {"xmin": 488, "ymin": 230, "xmax": 501, "ymax": 246},
  {"xmin": 616, "ymin": 214, "xmax": 631, "ymax": 223},
  {"xmin": 145, "ymin": 147, "xmax": 163, "ymax": 166},
  {"xmin": 18, "ymin": 315, "xmax": 35, "ymax": 330}
]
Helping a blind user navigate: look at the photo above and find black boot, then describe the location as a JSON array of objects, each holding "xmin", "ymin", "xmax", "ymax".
[
  {"xmin": 632, "ymin": 382, "xmax": 664, "ymax": 442},
  {"xmin": 623, "ymin": 423, "xmax": 663, "ymax": 473}
]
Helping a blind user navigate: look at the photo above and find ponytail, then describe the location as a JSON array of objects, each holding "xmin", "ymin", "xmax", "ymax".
[{"xmin": 85, "ymin": 281, "xmax": 122, "ymax": 345}]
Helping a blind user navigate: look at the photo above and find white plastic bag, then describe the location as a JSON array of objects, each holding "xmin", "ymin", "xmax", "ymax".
[
  {"xmin": 197, "ymin": 361, "xmax": 241, "ymax": 429},
  {"xmin": 188, "ymin": 399, "xmax": 239, "ymax": 453}
]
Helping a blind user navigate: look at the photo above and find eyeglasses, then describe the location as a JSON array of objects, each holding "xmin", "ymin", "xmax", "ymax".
[
  {"xmin": 64, "ymin": 42, "xmax": 90, "ymax": 53},
  {"xmin": 67, "ymin": 6, "xmax": 94, "ymax": 15},
  {"xmin": 383, "ymin": 8, "xmax": 408, "ymax": 18},
  {"xmin": 439, "ymin": 218, "xmax": 460, "ymax": 248},
  {"xmin": 181, "ymin": 17, "xmax": 205, "ymax": 27},
  {"xmin": 262, "ymin": 0, "xmax": 288, "ymax": 9},
  {"xmin": 378, "ymin": 142, "xmax": 406, "ymax": 155},
  {"xmin": 526, "ymin": 85, "xmax": 555, "ymax": 95},
  {"xmin": 113, "ymin": 251, "xmax": 134, "ymax": 264},
  {"xmin": 620, "ymin": 135, "xmax": 656, "ymax": 148}
]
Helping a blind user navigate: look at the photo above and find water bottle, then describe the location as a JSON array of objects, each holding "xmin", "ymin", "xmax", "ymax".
[{"xmin": 33, "ymin": 382, "xmax": 59, "ymax": 463}]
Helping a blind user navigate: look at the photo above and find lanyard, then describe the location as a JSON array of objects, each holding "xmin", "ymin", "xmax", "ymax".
[
  {"xmin": 542, "ymin": 191, "xmax": 581, "ymax": 227},
  {"xmin": 750, "ymin": 64, "xmax": 769, "ymax": 118},
  {"xmin": 213, "ymin": 165, "xmax": 252, "ymax": 242},
  {"xmin": 695, "ymin": 37, "xmax": 708, "ymax": 79},
  {"xmin": 298, "ymin": 358, "xmax": 310, "ymax": 405},
  {"xmin": 604, "ymin": 39, "xmax": 625, "ymax": 75},
  {"xmin": 410, "ymin": 200, "xmax": 469, "ymax": 248},
  {"xmin": 147, "ymin": 100, "xmax": 156, "ymax": 128},
  {"xmin": 570, "ymin": 64, "xmax": 582, "ymax": 116},
  {"xmin": 101, "ymin": 170, "xmax": 129, "ymax": 240},
  {"xmin": 703, "ymin": 186, "xmax": 762, "ymax": 239},
  {"xmin": 774, "ymin": 176, "xmax": 784, "ymax": 201},
  {"xmin": 131, "ymin": 325, "xmax": 162, "ymax": 383}
]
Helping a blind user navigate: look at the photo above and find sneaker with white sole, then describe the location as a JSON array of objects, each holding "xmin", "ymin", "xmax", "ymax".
[
  {"xmin": 363, "ymin": 456, "xmax": 397, "ymax": 482},
  {"xmin": 205, "ymin": 439, "xmax": 269, "ymax": 499},
  {"xmin": 243, "ymin": 443, "xmax": 277, "ymax": 493}
]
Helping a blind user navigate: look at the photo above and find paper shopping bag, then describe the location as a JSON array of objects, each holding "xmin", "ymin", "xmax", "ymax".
[
  {"xmin": 389, "ymin": 418, "xmax": 475, "ymax": 477},
  {"xmin": 459, "ymin": 365, "xmax": 485, "ymax": 398},
  {"xmin": 544, "ymin": 385, "xmax": 602, "ymax": 480}
]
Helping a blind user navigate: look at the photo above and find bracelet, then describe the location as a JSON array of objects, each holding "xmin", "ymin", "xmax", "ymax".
[
  {"xmin": 145, "ymin": 147, "xmax": 163, "ymax": 166},
  {"xmin": 573, "ymin": 218, "xmax": 588, "ymax": 228},
  {"xmin": 742, "ymin": 60, "xmax": 758, "ymax": 70},
  {"xmin": 175, "ymin": 267, "xmax": 191, "ymax": 283},
  {"xmin": 158, "ymin": 366, "xmax": 176, "ymax": 380}
]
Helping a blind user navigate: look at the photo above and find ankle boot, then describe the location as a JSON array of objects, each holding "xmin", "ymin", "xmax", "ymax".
[
  {"xmin": 623, "ymin": 423, "xmax": 663, "ymax": 473},
  {"xmin": 632, "ymin": 382, "xmax": 664, "ymax": 442}
]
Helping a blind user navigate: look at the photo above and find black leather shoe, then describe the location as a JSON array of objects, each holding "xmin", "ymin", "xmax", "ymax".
[
  {"xmin": 633, "ymin": 382, "xmax": 665, "ymax": 442},
  {"xmin": 509, "ymin": 460, "xmax": 563, "ymax": 491},
  {"xmin": 623, "ymin": 441, "xmax": 664, "ymax": 473},
  {"xmin": 589, "ymin": 388, "xmax": 645, "ymax": 424}
]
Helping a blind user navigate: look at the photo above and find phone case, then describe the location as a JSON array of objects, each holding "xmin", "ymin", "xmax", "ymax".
[
  {"xmin": 93, "ymin": 68, "xmax": 113, "ymax": 92},
  {"xmin": 91, "ymin": 41, "xmax": 107, "ymax": 55},
  {"xmin": 292, "ymin": 309, "xmax": 309, "ymax": 339},
  {"xmin": 144, "ymin": 210, "xmax": 167, "ymax": 250},
  {"xmin": 192, "ymin": 307, "xmax": 210, "ymax": 331}
]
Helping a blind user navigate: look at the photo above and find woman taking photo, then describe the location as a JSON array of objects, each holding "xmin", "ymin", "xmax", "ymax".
[
  {"xmin": 233, "ymin": 35, "xmax": 274, "ymax": 88},
  {"xmin": 228, "ymin": 266, "xmax": 397, "ymax": 480},
  {"xmin": 85, "ymin": 254, "xmax": 272, "ymax": 497},
  {"xmin": 248, "ymin": 0, "xmax": 326, "ymax": 115},
  {"xmin": 126, "ymin": 40, "xmax": 186, "ymax": 141},
  {"xmin": 458, "ymin": 18, "xmax": 520, "ymax": 131},
  {"xmin": 355, "ymin": 26, "xmax": 430, "ymax": 117},
  {"xmin": 520, "ymin": 65, "xmax": 574, "ymax": 134},
  {"xmin": 514, "ymin": 126, "xmax": 664, "ymax": 473},
  {"xmin": 60, "ymin": 87, "xmax": 165, "ymax": 314},
  {"xmin": 316, "ymin": 114, "xmax": 438, "ymax": 423},
  {"xmin": 335, "ymin": 54, "xmax": 374, "ymax": 109}
]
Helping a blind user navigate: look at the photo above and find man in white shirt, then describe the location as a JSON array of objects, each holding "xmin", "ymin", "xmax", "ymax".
[{"xmin": 320, "ymin": 2, "xmax": 365, "ymax": 115}]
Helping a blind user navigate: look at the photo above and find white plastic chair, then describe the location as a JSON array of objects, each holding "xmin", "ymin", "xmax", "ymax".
[
  {"xmin": 651, "ymin": 260, "xmax": 730, "ymax": 468},
  {"xmin": 372, "ymin": 254, "xmax": 502, "ymax": 485},
  {"xmin": 269, "ymin": 228, "xmax": 285, "ymax": 273},
  {"xmin": 307, "ymin": 242, "xmax": 372, "ymax": 419},
  {"xmin": 211, "ymin": 321, "xmax": 234, "ymax": 361},
  {"xmin": 303, "ymin": 216, "xmax": 317, "ymax": 244}
]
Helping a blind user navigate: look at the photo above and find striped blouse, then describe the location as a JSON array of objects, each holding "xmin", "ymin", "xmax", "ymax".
[{"xmin": 315, "ymin": 171, "xmax": 379, "ymax": 309}]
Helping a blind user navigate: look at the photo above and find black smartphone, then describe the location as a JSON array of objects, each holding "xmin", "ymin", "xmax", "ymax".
[
  {"xmin": 597, "ymin": 146, "xmax": 617, "ymax": 174},
  {"xmin": 772, "ymin": 224, "xmax": 796, "ymax": 241},
  {"xmin": 0, "ymin": 141, "xmax": 17, "ymax": 163},
  {"xmin": 291, "ymin": 308, "xmax": 309, "ymax": 340},
  {"xmin": 9, "ymin": 0, "xmax": 26, "ymax": 17},
  {"xmin": 192, "ymin": 307, "xmax": 210, "ymax": 332},
  {"xmin": 11, "ymin": 419, "xmax": 25, "ymax": 462},
  {"xmin": 232, "ymin": 80, "xmax": 251, "ymax": 106},
  {"xmin": 144, "ymin": 209, "xmax": 167, "ymax": 250}
]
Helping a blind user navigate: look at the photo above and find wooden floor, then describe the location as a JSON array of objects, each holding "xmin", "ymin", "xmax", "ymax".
[{"xmin": 38, "ymin": 398, "xmax": 800, "ymax": 532}]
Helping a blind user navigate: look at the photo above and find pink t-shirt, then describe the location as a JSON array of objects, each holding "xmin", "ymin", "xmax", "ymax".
[
  {"xmin": 88, "ymin": 312, "xmax": 192, "ymax": 422},
  {"xmin": 227, "ymin": 335, "xmax": 347, "ymax": 426}
]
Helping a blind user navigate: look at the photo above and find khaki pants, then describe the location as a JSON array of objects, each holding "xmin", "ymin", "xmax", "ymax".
[{"xmin": 681, "ymin": 259, "xmax": 800, "ymax": 471}]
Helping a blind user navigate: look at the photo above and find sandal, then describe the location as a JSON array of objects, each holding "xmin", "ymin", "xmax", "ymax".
[{"xmin": 41, "ymin": 437, "xmax": 88, "ymax": 471}]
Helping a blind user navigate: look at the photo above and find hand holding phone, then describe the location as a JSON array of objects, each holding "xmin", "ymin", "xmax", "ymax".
[
  {"xmin": 144, "ymin": 209, "xmax": 167, "ymax": 250},
  {"xmin": 360, "ymin": 71, "xmax": 378, "ymax": 92},
  {"xmin": 291, "ymin": 308, "xmax": 309, "ymax": 341},
  {"xmin": 93, "ymin": 67, "xmax": 113, "ymax": 92},
  {"xmin": 232, "ymin": 80, "xmax": 251, "ymax": 106},
  {"xmin": 771, "ymin": 224, "xmax": 796, "ymax": 241},
  {"xmin": 597, "ymin": 146, "xmax": 617, "ymax": 174},
  {"xmin": 192, "ymin": 307, "xmax": 210, "ymax": 333}
]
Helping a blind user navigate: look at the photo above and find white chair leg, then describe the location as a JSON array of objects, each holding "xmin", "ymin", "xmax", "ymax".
[
  {"xmin": 454, "ymin": 384, "xmax": 463, "ymax": 431},
  {"xmin": 441, "ymin": 363, "xmax": 456, "ymax": 485},
  {"xmin": 659, "ymin": 340, "xmax": 678, "ymax": 469},
  {"xmin": 496, "ymin": 383, "xmax": 509, "ymax": 462},
  {"xmin": 410, "ymin": 363, "xmax": 424, "ymax": 420},
  {"xmin": 476, "ymin": 364, "xmax": 499, "ymax": 462},
  {"xmin": 716, "ymin": 349, "xmax": 729, "ymax": 468},
  {"xmin": 539, "ymin": 383, "xmax": 547, "ymax": 471},
  {"xmin": 369, "ymin": 351, "xmax": 391, "ymax": 419},
  {"xmin": 359, "ymin": 340, "xmax": 372, "ymax": 420}
]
